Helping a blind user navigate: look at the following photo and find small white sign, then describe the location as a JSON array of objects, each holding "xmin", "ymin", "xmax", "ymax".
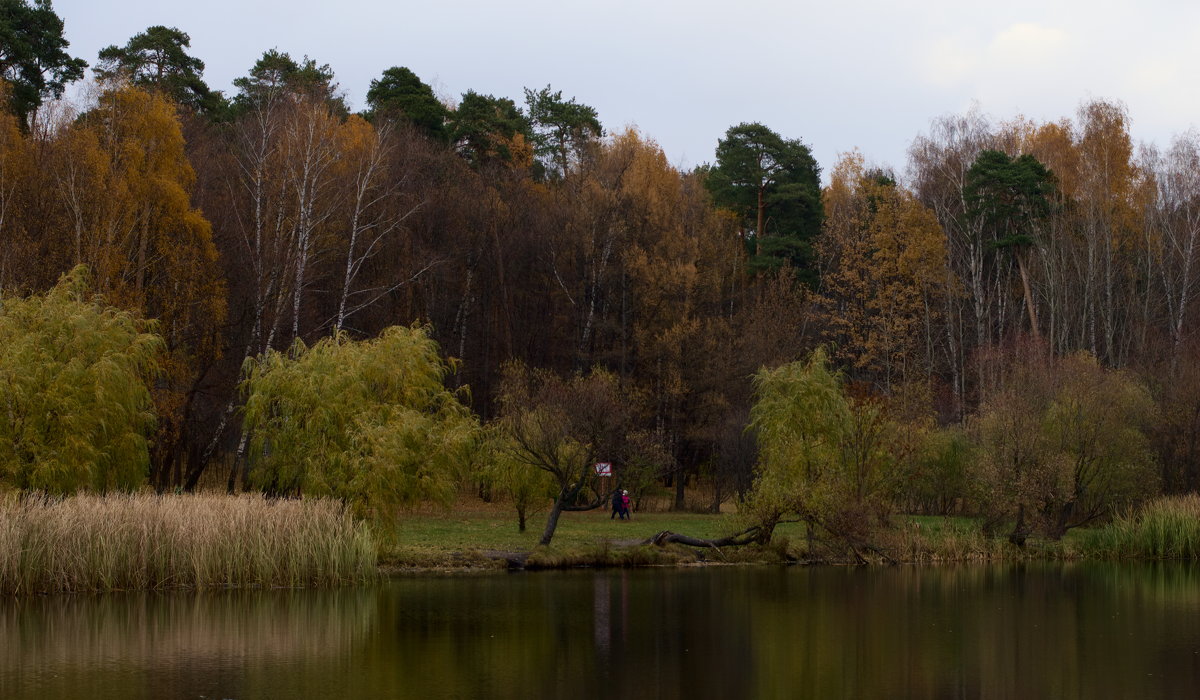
[{"xmin": 594, "ymin": 462, "xmax": 612, "ymax": 476}]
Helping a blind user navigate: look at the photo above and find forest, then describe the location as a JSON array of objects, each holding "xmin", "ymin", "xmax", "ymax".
[{"xmin": 5, "ymin": 2, "xmax": 1200, "ymax": 551}]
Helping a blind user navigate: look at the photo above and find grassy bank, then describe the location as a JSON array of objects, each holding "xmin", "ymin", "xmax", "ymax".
[
  {"xmin": 0, "ymin": 493, "xmax": 377, "ymax": 594},
  {"xmin": 377, "ymin": 506, "xmax": 1022, "ymax": 570},
  {"xmin": 377, "ymin": 505, "xmax": 761, "ymax": 570},
  {"xmin": 379, "ymin": 504, "xmax": 1102, "ymax": 570},
  {"xmin": 8, "ymin": 493, "xmax": 1200, "ymax": 595}
]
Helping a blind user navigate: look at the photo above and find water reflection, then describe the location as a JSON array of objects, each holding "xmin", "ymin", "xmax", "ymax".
[
  {"xmin": 3, "ymin": 563, "xmax": 1200, "ymax": 699},
  {"xmin": 0, "ymin": 588, "xmax": 378, "ymax": 699}
]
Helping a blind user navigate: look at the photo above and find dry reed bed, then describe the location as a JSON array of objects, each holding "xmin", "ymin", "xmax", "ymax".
[{"xmin": 0, "ymin": 493, "xmax": 377, "ymax": 594}]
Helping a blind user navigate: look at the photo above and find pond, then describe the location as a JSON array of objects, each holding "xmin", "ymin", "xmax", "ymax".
[{"xmin": 3, "ymin": 562, "xmax": 1199, "ymax": 699}]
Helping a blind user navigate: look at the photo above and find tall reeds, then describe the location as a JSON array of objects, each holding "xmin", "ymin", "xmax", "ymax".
[
  {"xmin": 1084, "ymin": 495, "xmax": 1200, "ymax": 559},
  {"xmin": 0, "ymin": 493, "xmax": 377, "ymax": 594}
]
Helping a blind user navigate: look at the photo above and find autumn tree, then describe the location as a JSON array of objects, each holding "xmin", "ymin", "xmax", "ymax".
[
  {"xmin": 974, "ymin": 345, "xmax": 1158, "ymax": 543},
  {"xmin": 607, "ymin": 130, "xmax": 744, "ymax": 508},
  {"xmin": 1073, "ymin": 99, "xmax": 1151, "ymax": 366},
  {"xmin": 495, "ymin": 362, "xmax": 652, "ymax": 545},
  {"xmin": 0, "ymin": 266, "xmax": 162, "ymax": 494},
  {"xmin": 31, "ymin": 86, "xmax": 226, "ymax": 490},
  {"xmin": 241, "ymin": 326, "xmax": 476, "ymax": 519},
  {"xmin": 818, "ymin": 152, "xmax": 950, "ymax": 390},
  {"xmin": 705, "ymin": 122, "xmax": 822, "ymax": 278},
  {"xmin": 1140, "ymin": 132, "xmax": 1200, "ymax": 369},
  {"xmin": 909, "ymin": 107, "xmax": 996, "ymax": 405},
  {"xmin": 1020, "ymin": 119, "xmax": 1080, "ymax": 357},
  {"xmin": 0, "ymin": 82, "xmax": 31, "ymax": 291},
  {"xmin": 330, "ymin": 115, "xmax": 425, "ymax": 334},
  {"xmin": 0, "ymin": 0, "xmax": 85, "ymax": 127}
]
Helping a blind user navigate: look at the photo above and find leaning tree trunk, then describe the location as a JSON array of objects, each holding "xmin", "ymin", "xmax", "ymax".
[
  {"xmin": 540, "ymin": 499, "xmax": 565, "ymax": 546},
  {"xmin": 1016, "ymin": 249, "xmax": 1040, "ymax": 339}
]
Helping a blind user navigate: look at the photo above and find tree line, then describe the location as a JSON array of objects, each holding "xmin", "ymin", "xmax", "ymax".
[{"xmin": 4, "ymin": 6, "xmax": 1200, "ymax": 545}]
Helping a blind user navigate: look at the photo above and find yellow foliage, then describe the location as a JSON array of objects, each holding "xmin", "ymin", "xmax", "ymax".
[{"xmin": 818, "ymin": 152, "xmax": 950, "ymax": 389}]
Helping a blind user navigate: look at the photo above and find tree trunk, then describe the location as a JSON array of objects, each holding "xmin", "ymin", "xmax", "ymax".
[
  {"xmin": 1049, "ymin": 500, "xmax": 1075, "ymax": 540},
  {"xmin": 709, "ymin": 481, "xmax": 722, "ymax": 514},
  {"xmin": 644, "ymin": 527, "xmax": 762, "ymax": 548},
  {"xmin": 1008, "ymin": 504, "xmax": 1030, "ymax": 547},
  {"xmin": 755, "ymin": 185, "xmax": 765, "ymax": 256},
  {"xmin": 1016, "ymin": 249, "xmax": 1040, "ymax": 339},
  {"xmin": 540, "ymin": 499, "xmax": 565, "ymax": 546}
]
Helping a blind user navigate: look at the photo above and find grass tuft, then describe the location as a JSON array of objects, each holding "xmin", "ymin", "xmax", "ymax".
[{"xmin": 1081, "ymin": 495, "xmax": 1200, "ymax": 559}]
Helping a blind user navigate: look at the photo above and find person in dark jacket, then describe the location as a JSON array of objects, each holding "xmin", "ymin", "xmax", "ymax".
[{"xmin": 611, "ymin": 489, "xmax": 623, "ymax": 519}]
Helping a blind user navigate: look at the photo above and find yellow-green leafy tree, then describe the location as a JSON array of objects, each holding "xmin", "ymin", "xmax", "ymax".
[
  {"xmin": 0, "ymin": 266, "xmax": 162, "ymax": 493},
  {"xmin": 241, "ymin": 325, "xmax": 476, "ymax": 520},
  {"xmin": 745, "ymin": 347, "xmax": 908, "ymax": 558},
  {"xmin": 478, "ymin": 426, "xmax": 556, "ymax": 533}
]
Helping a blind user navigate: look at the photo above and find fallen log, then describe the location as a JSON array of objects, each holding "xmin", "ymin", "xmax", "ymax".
[{"xmin": 642, "ymin": 527, "xmax": 761, "ymax": 548}]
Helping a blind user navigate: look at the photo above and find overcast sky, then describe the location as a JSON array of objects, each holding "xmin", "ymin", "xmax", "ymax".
[{"xmin": 52, "ymin": 0, "xmax": 1200, "ymax": 179}]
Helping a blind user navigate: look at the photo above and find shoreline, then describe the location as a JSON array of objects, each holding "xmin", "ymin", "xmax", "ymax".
[{"xmin": 7, "ymin": 496, "xmax": 1198, "ymax": 594}]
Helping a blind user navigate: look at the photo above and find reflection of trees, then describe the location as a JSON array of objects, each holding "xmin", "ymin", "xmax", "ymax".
[
  {"xmin": 0, "ymin": 588, "xmax": 377, "ymax": 699},
  {"xmin": 5, "ymin": 566, "xmax": 1200, "ymax": 698},
  {"xmin": 750, "ymin": 563, "xmax": 1200, "ymax": 698},
  {"xmin": 373, "ymin": 570, "xmax": 756, "ymax": 699}
]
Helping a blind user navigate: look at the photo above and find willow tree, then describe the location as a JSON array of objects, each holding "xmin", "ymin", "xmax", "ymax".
[
  {"xmin": 746, "ymin": 348, "xmax": 908, "ymax": 557},
  {"xmin": 0, "ymin": 266, "xmax": 162, "ymax": 494},
  {"xmin": 241, "ymin": 325, "xmax": 476, "ymax": 519}
]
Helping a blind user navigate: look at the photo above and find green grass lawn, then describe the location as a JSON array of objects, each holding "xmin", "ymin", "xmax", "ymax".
[
  {"xmin": 376, "ymin": 503, "xmax": 789, "ymax": 569},
  {"xmin": 377, "ymin": 505, "xmax": 1103, "ymax": 570},
  {"xmin": 383, "ymin": 506, "xmax": 743, "ymax": 556}
]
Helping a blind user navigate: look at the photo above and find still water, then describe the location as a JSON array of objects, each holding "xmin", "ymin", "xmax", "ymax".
[{"xmin": 2, "ymin": 563, "xmax": 1199, "ymax": 699}]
